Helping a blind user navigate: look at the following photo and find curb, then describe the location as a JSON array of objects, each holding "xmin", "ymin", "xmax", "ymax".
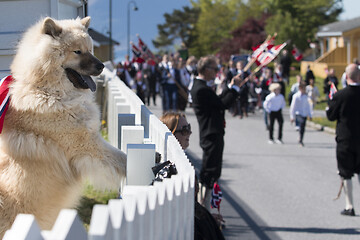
[{"xmin": 306, "ymin": 121, "xmax": 336, "ymax": 135}]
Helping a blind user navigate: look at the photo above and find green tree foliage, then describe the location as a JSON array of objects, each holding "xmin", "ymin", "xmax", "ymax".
[
  {"xmin": 152, "ymin": 6, "xmax": 200, "ymax": 51},
  {"xmin": 153, "ymin": 0, "xmax": 343, "ymax": 58},
  {"xmin": 264, "ymin": 0, "xmax": 343, "ymax": 50},
  {"xmin": 189, "ymin": 0, "xmax": 243, "ymax": 57},
  {"xmin": 216, "ymin": 13, "xmax": 270, "ymax": 62}
]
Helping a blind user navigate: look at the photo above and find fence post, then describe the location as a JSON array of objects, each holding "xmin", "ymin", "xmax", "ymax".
[
  {"xmin": 121, "ymin": 126, "xmax": 144, "ymax": 152},
  {"xmin": 88, "ymin": 205, "xmax": 113, "ymax": 240},
  {"xmin": 46, "ymin": 209, "xmax": 87, "ymax": 240},
  {"xmin": 117, "ymin": 113, "xmax": 136, "ymax": 149},
  {"xmin": 3, "ymin": 214, "xmax": 43, "ymax": 240},
  {"xmin": 126, "ymin": 144, "xmax": 156, "ymax": 185}
]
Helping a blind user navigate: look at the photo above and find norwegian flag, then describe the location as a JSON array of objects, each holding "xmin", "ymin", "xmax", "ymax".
[
  {"xmin": 328, "ymin": 82, "xmax": 337, "ymax": 100},
  {"xmin": 291, "ymin": 46, "xmax": 303, "ymax": 61},
  {"xmin": 251, "ymin": 34, "xmax": 276, "ymax": 60},
  {"xmin": 255, "ymin": 42, "xmax": 287, "ymax": 67},
  {"xmin": 137, "ymin": 34, "xmax": 156, "ymax": 65},
  {"xmin": 0, "ymin": 75, "xmax": 13, "ymax": 133},
  {"xmin": 211, "ymin": 182, "xmax": 222, "ymax": 210},
  {"xmin": 131, "ymin": 42, "xmax": 145, "ymax": 63}
]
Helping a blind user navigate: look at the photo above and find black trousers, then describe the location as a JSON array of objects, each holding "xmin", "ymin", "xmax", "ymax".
[
  {"xmin": 269, "ymin": 110, "xmax": 283, "ymax": 140},
  {"xmin": 296, "ymin": 115, "xmax": 307, "ymax": 142},
  {"xmin": 336, "ymin": 141, "xmax": 360, "ymax": 179},
  {"xmin": 200, "ymin": 134, "xmax": 224, "ymax": 188}
]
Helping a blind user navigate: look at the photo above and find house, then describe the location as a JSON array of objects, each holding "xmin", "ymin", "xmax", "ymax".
[
  {"xmin": 301, "ymin": 16, "xmax": 360, "ymax": 79},
  {"xmin": 0, "ymin": 0, "xmax": 118, "ymax": 79},
  {"xmin": 88, "ymin": 28, "xmax": 119, "ymax": 63},
  {"xmin": 0, "ymin": 0, "xmax": 87, "ymax": 79}
]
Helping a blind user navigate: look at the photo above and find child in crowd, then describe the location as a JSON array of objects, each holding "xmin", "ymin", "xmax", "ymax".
[
  {"xmin": 264, "ymin": 83, "xmax": 286, "ymax": 144},
  {"xmin": 290, "ymin": 82, "xmax": 313, "ymax": 146}
]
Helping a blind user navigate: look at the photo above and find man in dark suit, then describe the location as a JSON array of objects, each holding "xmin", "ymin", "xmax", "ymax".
[
  {"xmin": 190, "ymin": 55, "xmax": 242, "ymax": 209},
  {"xmin": 327, "ymin": 63, "xmax": 360, "ymax": 216}
]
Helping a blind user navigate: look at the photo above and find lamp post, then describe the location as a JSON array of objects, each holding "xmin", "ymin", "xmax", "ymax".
[
  {"xmin": 127, "ymin": 0, "xmax": 138, "ymax": 57},
  {"xmin": 109, "ymin": 0, "xmax": 112, "ymax": 62}
]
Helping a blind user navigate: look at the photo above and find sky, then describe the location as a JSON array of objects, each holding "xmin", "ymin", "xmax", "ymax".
[{"xmin": 88, "ymin": 0, "xmax": 360, "ymax": 63}]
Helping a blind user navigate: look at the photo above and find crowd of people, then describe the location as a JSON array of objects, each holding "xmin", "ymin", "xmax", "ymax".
[{"xmin": 115, "ymin": 51, "xmax": 360, "ymax": 231}]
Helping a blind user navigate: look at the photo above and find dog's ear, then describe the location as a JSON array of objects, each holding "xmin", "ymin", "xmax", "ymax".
[
  {"xmin": 80, "ymin": 17, "xmax": 91, "ymax": 29},
  {"xmin": 42, "ymin": 17, "xmax": 62, "ymax": 38}
]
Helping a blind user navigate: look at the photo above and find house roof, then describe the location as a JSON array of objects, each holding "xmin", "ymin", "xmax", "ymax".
[
  {"xmin": 88, "ymin": 28, "xmax": 120, "ymax": 46},
  {"xmin": 317, "ymin": 16, "xmax": 360, "ymax": 37}
]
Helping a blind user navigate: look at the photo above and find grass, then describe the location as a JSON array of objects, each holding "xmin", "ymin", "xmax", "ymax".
[
  {"xmin": 311, "ymin": 117, "xmax": 337, "ymax": 129},
  {"xmin": 76, "ymin": 184, "xmax": 118, "ymax": 229},
  {"xmin": 76, "ymin": 129, "xmax": 117, "ymax": 230}
]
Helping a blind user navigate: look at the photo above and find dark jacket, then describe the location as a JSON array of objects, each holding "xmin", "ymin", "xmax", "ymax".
[
  {"xmin": 326, "ymin": 85, "xmax": 360, "ymax": 143},
  {"xmin": 190, "ymin": 78, "xmax": 238, "ymax": 138},
  {"xmin": 194, "ymin": 202, "xmax": 225, "ymax": 240}
]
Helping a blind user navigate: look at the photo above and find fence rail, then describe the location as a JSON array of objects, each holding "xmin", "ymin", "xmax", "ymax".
[{"xmin": 4, "ymin": 66, "xmax": 195, "ymax": 240}]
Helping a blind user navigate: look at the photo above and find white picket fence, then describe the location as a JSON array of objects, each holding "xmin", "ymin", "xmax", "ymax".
[{"xmin": 4, "ymin": 66, "xmax": 195, "ymax": 240}]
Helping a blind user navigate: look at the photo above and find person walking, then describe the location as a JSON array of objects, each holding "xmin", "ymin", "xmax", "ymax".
[
  {"xmin": 263, "ymin": 83, "xmax": 286, "ymax": 144},
  {"xmin": 190, "ymin": 55, "xmax": 242, "ymax": 209},
  {"xmin": 326, "ymin": 63, "xmax": 360, "ymax": 216},
  {"xmin": 290, "ymin": 82, "xmax": 312, "ymax": 146},
  {"xmin": 306, "ymin": 78, "xmax": 320, "ymax": 111},
  {"xmin": 259, "ymin": 68, "xmax": 272, "ymax": 130}
]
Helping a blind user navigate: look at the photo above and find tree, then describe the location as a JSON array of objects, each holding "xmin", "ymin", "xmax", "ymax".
[
  {"xmin": 264, "ymin": 0, "xmax": 343, "ymax": 51},
  {"xmin": 152, "ymin": 6, "xmax": 200, "ymax": 51},
  {"xmin": 189, "ymin": 0, "xmax": 243, "ymax": 57},
  {"xmin": 216, "ymin": 13, "xmax": 270, "ymax": 62}
]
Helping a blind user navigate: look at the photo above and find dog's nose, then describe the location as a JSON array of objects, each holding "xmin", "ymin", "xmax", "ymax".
[{"xmin": 96, "ymin": 63, "xmax": 104, "ymax": 71}]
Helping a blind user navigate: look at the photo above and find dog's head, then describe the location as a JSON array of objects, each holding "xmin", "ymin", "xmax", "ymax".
[{"xmin": 42, "ymin": 17, "xmax": 104, "ymax": 92}]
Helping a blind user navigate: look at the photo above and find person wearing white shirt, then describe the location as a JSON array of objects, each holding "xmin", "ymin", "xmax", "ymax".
[
  {"xmin": 290, "ymin": 82, "xmax": 312, "ymax": 146},
  {"xmin": 306, "ymin": 78, "xmax": 320, "ymax": 111},
  {"xmin": 264, "ymin": 83, "xmax": 286, "ymax": 144}
]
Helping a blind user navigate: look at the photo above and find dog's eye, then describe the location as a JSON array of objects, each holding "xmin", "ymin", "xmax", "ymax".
[{"xmin": 74, "ymin": 50, "xmax": 82, "ymax": 55}]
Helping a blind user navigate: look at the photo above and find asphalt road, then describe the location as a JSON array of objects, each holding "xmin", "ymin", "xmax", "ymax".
[{"xmin": 147, "ymin": 99, "xmax": 360, "ymax": 240}]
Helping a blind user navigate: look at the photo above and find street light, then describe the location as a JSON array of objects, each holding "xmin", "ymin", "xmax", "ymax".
[{"xmin": 127, "ymin": 0, "xmax": 138, "ymax": 57}]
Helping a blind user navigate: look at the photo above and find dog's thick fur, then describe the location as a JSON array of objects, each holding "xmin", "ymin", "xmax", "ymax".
[{"xmin": 0, "ymin": 17, "xmax": 126, "ymax": 236}]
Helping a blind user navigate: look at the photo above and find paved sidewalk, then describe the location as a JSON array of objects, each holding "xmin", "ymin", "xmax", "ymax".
[{"xmin": 147, "ymin": 101, "xmax": 360, "ymax": 240}]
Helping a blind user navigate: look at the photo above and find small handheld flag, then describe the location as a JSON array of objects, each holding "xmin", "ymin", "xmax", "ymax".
[
  {"xmin": 0, "ymin": 75, "xmax": 13, "ymax": 133},
  {"xmin": 291, "ymin": 46, "xmax": 303, "ymax": 61},
  {"xmin": 211, "ymin": 182, "xmax": 222, "ymax": 210},
  {"xmin": 328, "ymin": 82, "xmax": 337, "ymax": 100}
]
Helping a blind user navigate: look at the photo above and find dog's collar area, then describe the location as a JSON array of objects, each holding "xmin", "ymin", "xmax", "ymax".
[{"xmin": 65, "ymin": 68, "xmax": 96, "ymax": 92}]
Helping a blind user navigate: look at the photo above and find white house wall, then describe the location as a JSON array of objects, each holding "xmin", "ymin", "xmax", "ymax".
[{"xmin": 0, "ymin": 0, "xmax": 85, "ymax": 78}]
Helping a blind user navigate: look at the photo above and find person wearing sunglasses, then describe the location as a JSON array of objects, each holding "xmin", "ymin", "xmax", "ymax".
[
  {"xmin": 160, "ymin": 111, "xmax": 225, "ymax": 239},
  {"xmin": 190, "ymin": 55, "xmax": 243, "ymax": 209},
  {"xmin": 160, "ymin": 112, "xmax": 192, "ymax": 150}
]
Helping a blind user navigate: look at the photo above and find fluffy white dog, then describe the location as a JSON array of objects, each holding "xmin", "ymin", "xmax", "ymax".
[{"xmin": 0, "ymin": 17, "xmax": 126, "ymax": 236}]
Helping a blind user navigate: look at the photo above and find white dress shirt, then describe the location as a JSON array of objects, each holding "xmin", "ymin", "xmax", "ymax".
[
  {"xmin": 290, "ymin": 91, "xmax": 312, "ymax": 120},
  {"xmin": 263, "ymin": 92, "xmax": 286, "ymax": 113}
]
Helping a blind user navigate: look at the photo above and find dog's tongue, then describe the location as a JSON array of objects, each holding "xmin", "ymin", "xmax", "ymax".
[
  {"xmin": 81, "ymin": 75, "xmax": 96, "ymax": 92},
  {"xmin": 65, "ymin": 68, "xmax": 96, "ymax": 92}
]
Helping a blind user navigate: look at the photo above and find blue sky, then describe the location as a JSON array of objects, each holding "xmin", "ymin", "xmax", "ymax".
[{"xmin": 88, "ymin": 0, "xmax": 360, "ymax": 63}]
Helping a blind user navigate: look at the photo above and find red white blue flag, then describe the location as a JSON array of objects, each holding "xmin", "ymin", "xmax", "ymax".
[
  {"xmin": 291, "ymin": 46, "xmax": 303, "ymax": 61},
  {"xmin": 137, "ymin": 34, "xmax": 157, "ymax": 66},
  {"xmin": 255, "ymin": 42, "xmax": 287, "ymax": 67},
  {"xmin": 0, "ymin": 75, "xmax": 13, "ymax": 133},
  {"xmin": 211, "ymin": 182, "xmax": 222, "ymax": 210},
  {"xmin": 251, "ymin": 34, "xmax": 276, "ymax": 60},
  {"xmin": 329, "ymin": 82, "xmax": 337, "ymax": 100},
  {"xmin": 131, "ymin": 42, "xmax": 145, "ymax": 63}
]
